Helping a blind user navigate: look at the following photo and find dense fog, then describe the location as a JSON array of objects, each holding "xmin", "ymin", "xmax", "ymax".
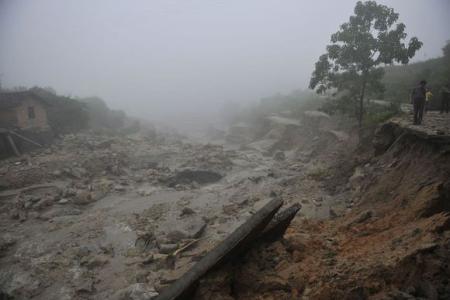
[
  {"xmin": 0, "ymin": 0, "xmax": 449, "ymax": 128},
  {"xmin": 2, "ymin": 2, "xmax": 450, "ymax": 299}
]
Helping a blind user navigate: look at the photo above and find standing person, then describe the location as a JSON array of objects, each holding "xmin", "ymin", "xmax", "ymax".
[
  {"xmin": 425, "ymin": 88, "xmax": 433, "ymax": 113},
  {"xmin": 411, "ymin": 80, "xmax": 427, "ymax": 125},
  {"xmin": 441, "ymin": 83, "xmax": 450, "ymax": 114}
]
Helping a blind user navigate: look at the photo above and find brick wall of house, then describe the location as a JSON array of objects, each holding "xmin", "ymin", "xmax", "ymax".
[
  {"xmin": 0, "ymin": 109, "xmax": 18, "ymax": 128},
  {"xmin": 14, "ymin": 98, "xmax": 49, "ymax": 130}
]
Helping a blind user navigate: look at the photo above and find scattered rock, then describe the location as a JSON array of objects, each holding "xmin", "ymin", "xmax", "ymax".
[
  {"xmin": 346, "ymin": 210, "xmax": 375, "ymax": 227},
  {"xmin": 329, "ymin": 208, "xmax": 338, "ymax": 219},
  {"xmin": 63, "ymin": 188, "xmax": 77, "ymax": 198},
  {"xmin": 82, "ymin": 254, "xmax": 109, "ymax": 269},
  {"xmin": 33, "ymin": 196, "xmax": 55, "ymax": 210},
  {"xmin": 273, "ymin": 151, "xmax": 286, "ymax": 161},
  {"xmin": 63, "ymin": 167, "xmax": 88, "ymax": 179},
  {"xmin": 327, "ymin": 130, "xmax": 350, "ymax": 142},
  {"xmin": 75, "ymin": 277, "xmax": 95, "ymax": 294},
  {"xmin": 114, "ymin": 185, "xmax": 127, "ymax": 192},
  {"xmin": 303, "ymin": 110, "xmax": 330, "ymax": 119},
  {"xmin": 58, "ymin": 198, "xmax": 70, "ymax": 204},
  {"xmin": 257, "ymin": 274, "xmax": 291, "ymax": 292},
  {"xmin": 52, "ymin": 170, "xmax": 62, "ymax": 177},
  {"xmin": 135, "ymin": 233, "xmax": 156, "ymax": 252},
  {"xmin": 349, "ymin": 167, "xmax": 365, "ymax": 191},
  {"xmin": 166, "ymin": 231, "xmax": 187, "ymax": 244},
  {"xmin": 180, "ymin": 207, "xmax": 195, "ymax": 217},
  {"xmin": 162, "ymin": 169, "xmax": 223, "ymax": 187},
  {"xmin": 312, "ymin": 199, "xmax": 322, "ymax": 207},
  {"xmin": 222, "ymin": 203, "xmax": 239, "ymax": 215},
  {"xmin": 162, "ymin": 217, "xmax": 206, "ymax": 243},
  {"xmin": 73, "ymin": 190, "xmax": 95, "ymax": 205},
  {"xmin": 0, "ymin": 234, "xmax": 16, "ymax": 256},
  {"xmin": 158, "ymin": 244, "xmax": 178, "ymax": 254}
]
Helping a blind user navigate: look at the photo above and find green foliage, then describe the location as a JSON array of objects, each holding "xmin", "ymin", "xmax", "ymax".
[
  {"xmin": 29, "ymin": 87, "xmax": 131, "ymax": 134},
  {"xmin": 363, "ymin": 106, "xmax": 400, "ymax": 127},
  {"xmin": 235, "ymin": 90, "xmax": 324, "ymax": 125},
  {"xmin": 383, "ymin": 41, "xmax": 450, "ymax": 109},
  {"xmin": 309, "ymin": 1, "xmax": 422, "ymax": 127},
  {"xmin": 443, "ymin": 41, "xmax": 450, "ymax": 76},
  {"xmin": 30, "ymin": 87, "xmax": 89, "ymax": 134},
  {"xmin": 80, "ymin": 97, "xmax": 126, "ymax": 130}
]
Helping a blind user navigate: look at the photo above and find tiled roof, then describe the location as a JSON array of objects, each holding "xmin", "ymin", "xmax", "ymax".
[{"xmin": 0, "ymin": 91, "xmax": 48, "ymax": 109}]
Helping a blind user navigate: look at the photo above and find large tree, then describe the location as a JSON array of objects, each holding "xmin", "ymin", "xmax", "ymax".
[
  {"xmin": 443, "ymin": 41, "xmax": 450, "ymax": 80},
  {"xmin": 309, "ymin": 1, "xmax": 422, "ymax": 128}
]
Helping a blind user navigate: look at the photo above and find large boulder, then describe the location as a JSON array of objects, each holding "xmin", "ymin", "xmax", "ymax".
[{"xmin": 161, "ymin": 217, "xmax": 207, "ymax": 244}]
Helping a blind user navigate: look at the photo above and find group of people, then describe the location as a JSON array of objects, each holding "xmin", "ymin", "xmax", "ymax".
[{"xmin": 411, "ymin": 80, "xmax": 450, "ymax": 125}]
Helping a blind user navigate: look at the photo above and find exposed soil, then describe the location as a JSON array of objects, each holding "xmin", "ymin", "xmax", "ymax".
[
  {"xmin": 196, "ymin": 112, "xmax": 450, "ymax": 300},
  {"xmin": 0, "ymin": 113, "xmax": 352, "ymax": 300},
  {"xmin": 1, "ymin": 111, "xmax": 449, "ymax": 300}
]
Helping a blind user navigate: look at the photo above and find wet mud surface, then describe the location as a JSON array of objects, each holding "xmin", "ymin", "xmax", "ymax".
[{"xmin": 0, "ymin": 123, "xmax": 344, "ymax": 299}]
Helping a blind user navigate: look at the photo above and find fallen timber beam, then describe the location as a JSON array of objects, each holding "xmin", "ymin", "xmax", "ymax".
[
  {"xmin": 9, "ymin": 130, "xmax": 43, "ymax": 147},
  {"xmin": 154, "ymin": 198, "xmax": 283, "ymax": 300},
  {"xmin": 258, "ymin": 203, "xmax": 302, "ymax": 243},
  {"xmin": 6, "ymin": 134, "xmax": 20, "ymax": 156}
]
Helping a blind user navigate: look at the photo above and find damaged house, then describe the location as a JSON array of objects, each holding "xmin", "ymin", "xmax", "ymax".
[{"xmin": 0, "ymin": 91, "xmax": 52, "ymax": 157}]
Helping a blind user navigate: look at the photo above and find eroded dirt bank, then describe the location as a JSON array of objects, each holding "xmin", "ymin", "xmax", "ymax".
[{"xmin": 196, "ymin": 114, "xmax": 450, "ymax": 300}]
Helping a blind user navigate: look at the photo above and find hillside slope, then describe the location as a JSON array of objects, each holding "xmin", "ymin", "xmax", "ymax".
[
  {"xmin": 196, "ymin": 113, "xmax": 450, "ymax": 300},
  {"xmin": 382, "ymin": 41, "xmax": 450, "ymax": 108}
]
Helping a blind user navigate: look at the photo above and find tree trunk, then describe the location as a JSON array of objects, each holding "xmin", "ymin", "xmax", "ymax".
[{"xmin": 358, "ymin": 74, "xmax": 368, "ymax": 131}]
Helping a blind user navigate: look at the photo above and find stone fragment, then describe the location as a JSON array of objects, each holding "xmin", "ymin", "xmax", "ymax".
[
  {"xmin": 73, "ymin": 190, "xmax": 95, "ymax": 205},
  {"xmin": 83, "ymin": 254, "xmax": 109, "ymax": 269},
  {"xmin": 158, "ymin": 244, "xmax": 178, "ymax": 254},
  {"xmin": 180, "ymin": 207, "xmax": 195, "ymax": 217},
  {"xmin": 114, "ymin": 185, "xmax": 127, "ymax": 192},
  {"xmin": 0, "ymin": 234, "xmax": 16, "ymax": 256},
  {"xmin": 58, "ymin": 198, "xmax": 70, "ymax": 204},
  {"xmin": 164, "ymin": 217, "xmax": 206, "ymax": 243},
  {"xmin": 273, "ymin": 151, "xmax": 286, "ymax": 161},
  {"xmin": 121, "ymin": 283, "xmax": 159, "ymax": 300}
]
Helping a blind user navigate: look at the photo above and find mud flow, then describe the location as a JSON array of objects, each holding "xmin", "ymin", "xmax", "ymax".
[{"xmin": 1, "ymin": 111, "xmax": 450, "ymax": 300}]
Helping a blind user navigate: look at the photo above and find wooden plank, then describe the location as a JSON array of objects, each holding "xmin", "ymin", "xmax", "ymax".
[
  {"xmin": 9, "ymin": 130, "xmax": 43, "ymax": 147},
  {"xmin": 6, "ymin": 134, "xmax": 20, "ymax": 156},
  {"xmin": 258, "ymin": 203, "xmax": 302, "ymax": 243},
  {"xmin": 154, "ymin": 198, "xmax": 283, "ymax": 300}
]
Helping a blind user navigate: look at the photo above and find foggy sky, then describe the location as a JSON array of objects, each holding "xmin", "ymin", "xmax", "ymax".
[{"xmin": 1, "ymin": 0, "xmax": 449, "ymax": 123}]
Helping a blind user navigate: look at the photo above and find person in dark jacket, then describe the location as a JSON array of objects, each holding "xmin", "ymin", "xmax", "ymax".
[
  {"xmin": 411, "ymin": 80, "xmax": 427, "ymax": 125},
  {"xmin": 441, "ymin": 83, "xmax": 450, "ymax": 114}
]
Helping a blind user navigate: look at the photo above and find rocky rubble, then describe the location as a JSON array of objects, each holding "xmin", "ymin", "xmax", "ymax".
[
  {"xmin": 2, "ymin": 125, "xmax": 319, "ymax": 299},
  {"xmin": 3, "ymin": 110, "xmax": 442, "ymax": 300},
  {"xmin": 0, "ymin": 131, "xmax": 238, "ymax": 299}
]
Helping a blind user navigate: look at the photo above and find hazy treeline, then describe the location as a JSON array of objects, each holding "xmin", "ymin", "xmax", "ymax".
[
  {"xmin": 2, "ymin": 86, "xmax": 138, "ymax": 135},
  {"xmin": 383, "ymin": 41, "xmax": 450, "ymax": 108},
  {"xmin": 229, "ymin": 90, "xmax": 324, "ymax": 125}
]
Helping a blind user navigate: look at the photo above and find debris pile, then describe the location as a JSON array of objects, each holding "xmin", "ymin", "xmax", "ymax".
[
  {"xmin": 0, "ymin": 127, "xmax": 306, "ymax": 299},
  {"xmin": 2, "ymin": 111, "xmax": 448, "ymax": 299}
]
